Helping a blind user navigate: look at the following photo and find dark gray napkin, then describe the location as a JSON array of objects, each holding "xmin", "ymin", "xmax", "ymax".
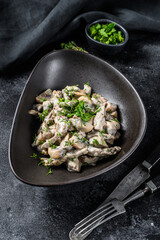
[{"xmin": 0, "ymin": 0, "xmax": 160, "ymax": 71}]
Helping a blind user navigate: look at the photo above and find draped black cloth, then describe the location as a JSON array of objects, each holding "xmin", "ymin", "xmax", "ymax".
[{"xmin": 0, "ymin": 0, "xmax": 160, "ymax": 71}]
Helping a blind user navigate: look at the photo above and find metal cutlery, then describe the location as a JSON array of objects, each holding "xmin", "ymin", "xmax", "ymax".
[
  {"xmin": 69, "ymin": 175, "xmax": 160, "ymax": 240},
  {"xmin": 69, "ymin": 144, "xmax": 160, "ymax": 239}
]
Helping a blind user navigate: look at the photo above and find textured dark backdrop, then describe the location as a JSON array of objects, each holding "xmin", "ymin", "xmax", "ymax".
[{"xmin": 0, "ymin": 1, "xmax": 160, "ymax": 239}]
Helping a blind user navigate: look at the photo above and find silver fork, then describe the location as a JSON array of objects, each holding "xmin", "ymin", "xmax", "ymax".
[{"xmin": 69, "ymin": 175, "xmax": 160, "ymax": 240}]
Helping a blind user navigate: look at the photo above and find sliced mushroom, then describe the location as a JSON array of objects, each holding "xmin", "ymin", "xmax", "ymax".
[
  {"xmin": 83, "ymin": 84, "xmax": 91, "ymax": 95},
  {"xmin": 54, "ymin": 116, "xmax": 69, "ymax": 137},
  {"xmin": 72, "ymin": 90, "xmax": 86, "ymax": 97},
  {"xmin": 91, "ymin": 93, "xmax": 107, "ymax": 105},
  {"xmin": 50, "ymin": 90, "xmax": 62, "ymax": 109},
  {"xmin": 78, "ymin": 96, "xmax": 92, "ymax": 105},
  {"xmin": 111, "ymin": 111, "xmax": 118, "ymax": 118},
  {"xmin": 33, "ymin": 104, "xmax": 43, "ymax": 112},
  {"xmin": 41, "ymin": 134, "xmax": 61, "ymax": 149},
  {"xmin": 43, "ymin": 100, "xmax": 52, "ymax": 111},
  {"xmin": 60, "ymin": 133, "xmax": 73, "ymax": 151},
  {"xmin": 69, "ymin": 132, "xmax": 87, "ymax": 149},
  {"xmin": 70, "ymin": 116, "xmax": 93, "ymax": 133},
  {"xmin": 102, "ymin": 133, "xmax": 115, "ymax": 145},
  {"xmin": 40, "ymin": 158, "xmax": 65, "ymax": 166},
  {"xmin": 48, "ymin": 147, "xmax": 65, "ymax": 159},
  {"xmin": 79, "ymin": 155, "xmax": 100, "ymax": 166},
  {"xmin": 62, "ymin": 86, "xmax": 81, "ymax": 99},
  {"xmin": 32, "ymin": 132, "xmax": 44, "ymax": 146},
  {"xmin": 94, "ymin": 104, "xmax": 106, "ymax": 131},
  {"xmin": 105, "ymin": 120, "xmax": 120, "ymax": 135},
  {"xmin": 89, "ymin": 133, "xmax": 108, "ymax": 147},
  {"xmin": 106, "ymin": 102, "xmax": 117, "ymax": 112},
  {"xmin": 67, "ymin": 158, "xmax": 82, "ymax": 172},
  {"xmin": 28, "ymin": 109, "xmax": 40, "ymax": 117},
  {"xmin": 35, "ymin": 89, "xmax": 52, "ymax": 103}
]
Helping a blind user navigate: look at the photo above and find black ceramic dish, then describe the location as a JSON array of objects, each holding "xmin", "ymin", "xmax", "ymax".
[
  {"xmin": 85, "ymin": 19, "xmax": 129, "ymax": 55},
  {"xmin": 9, "ymin": 50, "xmax": 146, "ymax": 186}
]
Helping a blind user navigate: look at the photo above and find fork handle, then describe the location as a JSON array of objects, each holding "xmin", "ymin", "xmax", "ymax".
[
  {"xmin": 142, "ymin": 144, "xmax": 160, "ymax": 172},
  {"xmin": 146, "ymin": 175, "xmax": 160, "ymax": 192}
]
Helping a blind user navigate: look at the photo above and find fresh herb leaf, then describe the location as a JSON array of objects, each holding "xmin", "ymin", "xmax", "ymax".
[
  {"xmin": 40, "ymin": 98, "xmax": 46, "ymax": 102},
  {"xmin": 43, "ymin": 127, "xmax": 48, "ymax": 132},
  {"xmin": 49, "ymin": 141, "xmax": 56, "ymax": 149},
  {"xmin": 65, "ymin": 141, "xmax": 71, "ymax": 146},
  {"xmin": 39, "ymin": 109, "xmax": 49, "ymax": 122},
  {"xmin": 89, "ymin": 22, "xmax": 124, "ymax": 45},
  {"xmin": 46, "ymin": 168, "xmax": 52, "ymax": 175},
  {"xmin": 70, "ymin": 157, "xmax": 75, "ymax": 162},
  {"xmin": 60, "ymin": 41, "xmax": 87, "ymax": 53},
  {"xmin": 33, "ymin": 133, "xmax": 37, "ymax": 143},
  {"xmin": 38, "ymin": 160, "xmax": 45, "ymax": 166},
  {"xmin": 30, "ymin": 153, "xmax": 38, "ymax": 159},
  {"xmin": 57, "ymin": 132, "xmax": 62, "ymax": 136},
  {"xmin": 92, "ymin": 139, "xmax": 99, "ymax": 146},
  {"xmin": 85, "ymin": 82, "xmax": 90, "ymax": 86},
  {"xmin": 114, "ymin": 118, "xmax": 120, "ymax": 123}
]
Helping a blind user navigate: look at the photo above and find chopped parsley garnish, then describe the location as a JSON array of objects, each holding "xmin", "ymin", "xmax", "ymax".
[
  {"xmin": 49, "ymin": 141, "xmax": 56, "ymax": 149},
  {"xmin": 39, "ymin": 109, "xmax": 49, "ymax": 122},
  {"xmin": 33, "ymin": 133, "xmax": 37, "ymax": 143},
  {"xmin": 57, "ymin": 132, "xmax": 62, "ymax": 136},
  {"xmin": 39, "ymin": 140, "xmax": 45, "ymax": 145},
  {"xmin": 70, "ymin": 157, "xmax": 76, "ymax": 162},
  {"xmin": 89, "ymin": 22, "xmax": 125, "ymax": 45},
  {"xmin": 100, "ymin": 130, "xmax": 105, "ymax": 134},
  {"xmin": 58, "ymin": 99, "xmax": 100, "ymax": 122},
  {"xmin": 46, "ymin": 168, "xmax": 52, "ymax": 175},
  {"xmin": 38, "ymin": 160, "xmax": 45, "ymax": 166},
  {"xmin": 60, "ymin": 41, "xmax": 87, "ymax": 53},
  {"xmin": 43, "ymin": 127, "xmax": 48, "ymax": 132},
  {"xmin": 40, "ymin": 98, "xmax": 46, "ymax": 102},
  {"xmin": 92, "ymin": 139, "xmax": 99, "ymax": 146},
  {"xmin": 30, "ymin": 153, "xmax": 38, "ymax": 159},
  {"xmin": 48, "ymin": 104, "xmax": 53, "ymax": 108},
  {"xmin": 85, "ymin": 82, "xmax": 90, "ymax": 86},
  {"xmin": 65, "ymin": 141, "xmax": 71, "ymax": 146},
  {"xmin": 114, "ymin": 118, "xmax": 120, "ymax": 123}
]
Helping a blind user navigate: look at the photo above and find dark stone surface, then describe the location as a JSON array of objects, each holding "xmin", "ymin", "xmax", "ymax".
[{"xmin": 0, "ymin": 31, "xmax": 160, "ymax": 240}]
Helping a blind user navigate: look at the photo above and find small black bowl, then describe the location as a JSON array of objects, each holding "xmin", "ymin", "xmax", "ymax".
[{"xmin": 85, "ymin": 19, "xmax": 129, "ymax": 55}]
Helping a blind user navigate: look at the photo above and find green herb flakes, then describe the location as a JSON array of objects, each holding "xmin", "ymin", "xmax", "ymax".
[
  {"xmin": 89, "ymin": 22, "xmax": 125, "ymax": 45},
  {"xmin": 93, "ymin": 139, "xmax": 99, "ymax": 146},
  {"xmin": 30, "ymin": 153, "xmax": 38, "ymax": 159}
]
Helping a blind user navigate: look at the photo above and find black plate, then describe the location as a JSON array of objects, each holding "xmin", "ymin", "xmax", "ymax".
[{"xmin": 9, "ymin": 50, "xmax": 147, "ymax": 186}]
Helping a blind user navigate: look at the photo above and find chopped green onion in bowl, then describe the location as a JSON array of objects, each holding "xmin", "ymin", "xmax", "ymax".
[{"xmin": 89, "ymin": 22, "xmax": 125, "ymax": 45}]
